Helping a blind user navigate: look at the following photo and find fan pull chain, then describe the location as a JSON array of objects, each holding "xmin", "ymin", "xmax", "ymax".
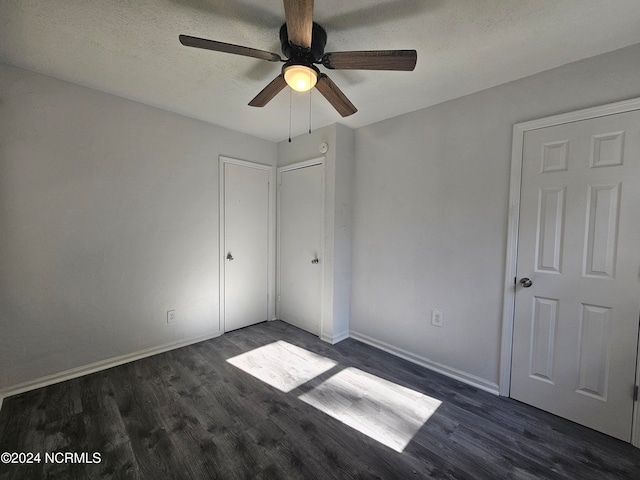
[
  {"xmin": 288, "ymin": 88, "xmax": 292, "ymax": 143},
  {"xmin": 308, "ymin": 70, "xmax": 313, "ymax": 134},
  {"xmin": 308, "ymin": 88, "xmax": 312, "ymax": 134}
]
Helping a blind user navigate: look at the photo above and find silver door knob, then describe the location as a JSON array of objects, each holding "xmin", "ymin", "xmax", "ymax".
[
  {"xmin": 311, "ymin": 257, "xmax": 319, "ymax": 264},
  {"xmin": 226, "ymin": 252, "xmax": 234, "ymax": 261},
  {"xmin": 520, "ymin": 277, "xmax": 532, "ymax": 288}
]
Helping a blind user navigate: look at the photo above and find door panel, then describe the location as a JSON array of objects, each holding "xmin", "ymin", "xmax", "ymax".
[
  {"xmin": 223, "ymin": 161, "xmax": 270, "ymax": 332},
  {"xmin": 278, "ymin": 163, "xmax": 323, "ymax": 335},
  {"xmin": 511, "ymin": 110, "xmax": 640, "ymax": 441}
]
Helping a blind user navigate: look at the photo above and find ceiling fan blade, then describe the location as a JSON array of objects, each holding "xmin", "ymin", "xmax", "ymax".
[
  {"xmin": 248, "ymin": 75, "xmax": 288, "ymax": 107},
  {"xmin": 322, "ymin": 50, "xmax": 417, "ymax": 71},
  {"xmin": 179, "ymin": 35, "xmax": 282, "ymax": 62},
  {"xmin": 315, "ymin": 74, "xmax": 357, "ymax": 117},
  {"xmin": 283, "ymin": 0, "xmax": 314, "ymax": 49}
]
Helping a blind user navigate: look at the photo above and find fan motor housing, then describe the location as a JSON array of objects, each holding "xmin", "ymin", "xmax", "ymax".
[{"xmin": 280, "ymin": 22, "xmax": 327, "ymax": 63}]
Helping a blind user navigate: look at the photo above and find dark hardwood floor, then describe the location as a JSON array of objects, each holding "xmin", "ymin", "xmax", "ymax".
[{"xmin": 1, "ymin": 320, "xmax": 639, "ymax": 479}]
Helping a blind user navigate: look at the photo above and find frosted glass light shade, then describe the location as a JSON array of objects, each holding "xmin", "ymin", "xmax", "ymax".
[{"xmin": 284, "ymin": 65, "xmax": 318, "ymax": 92}]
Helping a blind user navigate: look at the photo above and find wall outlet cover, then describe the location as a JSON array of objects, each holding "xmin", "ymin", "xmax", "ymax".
[{"xmin": 431, "ymin": 309, "xmax": 443, "ymax": 327}]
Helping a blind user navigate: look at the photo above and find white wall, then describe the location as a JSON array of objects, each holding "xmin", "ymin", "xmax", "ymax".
[
  {"xmin": 4, "ymin": 41, "xmax": 640, "ymax": 396},
  {"xmin": 0, "ymin": 63, "xmax": 276, "ymax": 391},
  {"xmin": 349, "ymin": 43, "xmax": 640, "ymax": 391},
  {"xmin": 332, "ymin": 124, "xmax": 355, "ymax": 340}
]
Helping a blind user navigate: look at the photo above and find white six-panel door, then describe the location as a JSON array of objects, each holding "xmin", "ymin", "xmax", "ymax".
[
  {"xmin": 510, "ymin": 109, "xmax": 640, "ymax": 441},
  {"xmin": 277, "ymin": 160, "xmax": 324, "ymax": 336},
  {"xmin": 220, "ymin": 158, "xmax": 272, "ymax": 332}
]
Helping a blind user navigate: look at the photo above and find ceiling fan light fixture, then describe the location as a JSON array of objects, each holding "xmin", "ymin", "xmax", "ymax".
[{"xmin": 284, "ymin": 64, "xmax": 318, "ymax": 92}]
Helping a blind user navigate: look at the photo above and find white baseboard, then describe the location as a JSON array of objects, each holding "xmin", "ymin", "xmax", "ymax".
[
  {"xmin": 321, "ymin": 330, "xmax": 350, "ymax": 345},
  {"xmin": 0, "ymin": 328, "xmax": 500, "ymax": 410},
  {"xmin": 349, "ymin": 330, "xmax": 500, "ymax": 395},
  {"xmin": 0, "ymin": 331, "xmax": 223, "ymax": 406}
]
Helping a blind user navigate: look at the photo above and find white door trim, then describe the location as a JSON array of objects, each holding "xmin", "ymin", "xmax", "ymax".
[
  {"xmin": 219, "ymin": 156, "xmax": 276, "ymax": 333},
  {"xmin": 499, "ymin": 96, "xmax": 640, "ymax": 447},
  {"xmin": 276, "ymin": 157, "xmax": 325, "ymax": 335}
]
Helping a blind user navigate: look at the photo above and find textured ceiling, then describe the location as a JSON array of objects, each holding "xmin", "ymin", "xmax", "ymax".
[{"xmin": 2, "ymin": 0, "xmax": 640, "ymax": 142}]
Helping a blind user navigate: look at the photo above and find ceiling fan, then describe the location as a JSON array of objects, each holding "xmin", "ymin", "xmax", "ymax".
[{"xmin": 179, "ymin": 0, "xmax": 417, "ymax": 117}]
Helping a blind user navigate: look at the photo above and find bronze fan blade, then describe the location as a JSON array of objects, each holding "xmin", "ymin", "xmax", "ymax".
[
  {"xmin": 179, "ymin": 35, "xmax": 282, "ymax": 62},
  {"xmin": 248, "ymin": 75, "xmax": 287, "ymax": 107},
  {"xmin": 283, "ymin": 0, "xmax": 314, "ymax": 49},
  {"xmin": 322, "ymin": 50, "xmax": 417, "ymax": 71},
  {"xmin": 315, "ymin": 74, "xmax": 357, "ymax": 117}
]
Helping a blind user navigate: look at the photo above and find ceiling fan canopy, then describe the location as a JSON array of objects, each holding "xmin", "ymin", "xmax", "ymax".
[{"xmin": 179, "ymin": 0, "xmax": 417, "ymax": 117}]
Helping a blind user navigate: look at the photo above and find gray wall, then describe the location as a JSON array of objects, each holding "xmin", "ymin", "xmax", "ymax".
[
  {"xmin": 349, "ymin": 43, "xmax": 640, "ymax": 388},
  {"xmin": 0, "ymin": 63, "xmax": 276, "ymax": 391}
]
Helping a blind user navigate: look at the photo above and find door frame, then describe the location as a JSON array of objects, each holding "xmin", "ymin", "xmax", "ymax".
[
  {"xmin": 499, "ymin": 97, "xmax": 640, "ymax": 446},
  {"xmin": 276, "ymin": 157, "xmax": 326, "ymax": 335},
  {"xmin": 219, "ymin": 156, "xmax": 276, "ymax": 333}
]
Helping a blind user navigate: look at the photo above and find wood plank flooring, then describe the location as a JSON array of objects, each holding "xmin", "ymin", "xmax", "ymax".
[{"xmin": 1, "ymin": 320, "xmax": 639, "ymax": 479}]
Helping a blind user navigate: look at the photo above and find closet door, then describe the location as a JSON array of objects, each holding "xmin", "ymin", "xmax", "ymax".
[
  {"xmin": 277, "ymin": 160, "xmax": 323, "ymax": 335},
  {"xmin": 221, "ymin": 158, "xmax": 271, "ymax": 332}
]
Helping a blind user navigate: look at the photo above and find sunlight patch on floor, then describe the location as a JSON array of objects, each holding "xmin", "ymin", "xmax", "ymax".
[
  {"xmin": 298, "ymin": 367, "xmax": 442, "ymax": 452},
  {"xmin": 226, "ymin": 341, "xmax": 338, "ymax": 393}
]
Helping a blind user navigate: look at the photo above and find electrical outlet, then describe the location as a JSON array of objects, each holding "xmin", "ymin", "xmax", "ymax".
[
  {"xmin": 167, "ymin": 310, "xmax": 176, "ymax": 324},
  {"xmin": 431, "ymin": 309, "xmax": 443, "ymax": 327}
]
